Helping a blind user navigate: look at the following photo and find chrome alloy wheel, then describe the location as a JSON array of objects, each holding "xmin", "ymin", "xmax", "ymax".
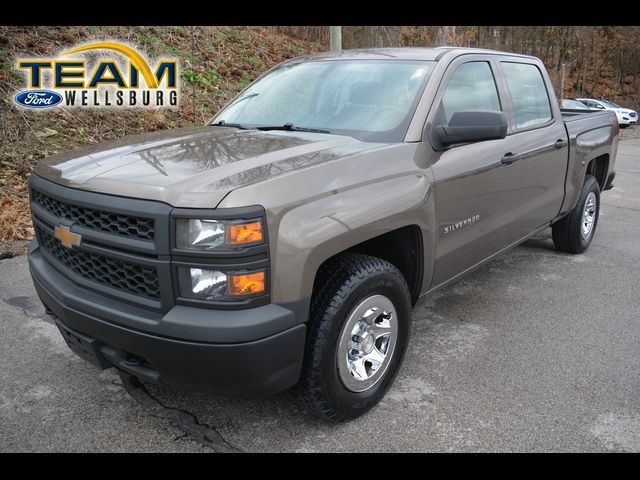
[
  {"xmin": 581, "ymin": 192, "xmax": 597, "ymax": 240},
  {"xmin": 337, "ymin": 295, "xmax": 398, "ymax": 392}
]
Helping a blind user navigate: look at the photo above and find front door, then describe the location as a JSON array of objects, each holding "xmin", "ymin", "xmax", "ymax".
[{"xmin": 427, "ymin": 58, "xmax": 523, "ymax": 286}]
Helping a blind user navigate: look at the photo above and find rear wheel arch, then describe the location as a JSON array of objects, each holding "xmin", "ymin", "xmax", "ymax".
[
  {"xmin": 552, "ymin": 174, "xmax": 600, "ymax": 254},
  {"xmin": 585, "ymin": 153, "xmax": 609, "ymax": 191}
]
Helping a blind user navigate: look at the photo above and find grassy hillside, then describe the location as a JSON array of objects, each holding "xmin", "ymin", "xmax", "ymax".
[{"xmin": 0, "ymin": 26, "xmax": 323, "ymax": 255}]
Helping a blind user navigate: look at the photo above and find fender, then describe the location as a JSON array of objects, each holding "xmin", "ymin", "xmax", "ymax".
[
  {"xmin": 273, "ymin": 173, "xmax": 436, "ymax": 304},
  {"xmin": 217, "ymin": 142, "xmax": 437, "ymax": 306},
  {"xmin": 559, "ymin": 119, "xmax": 618, "ymax": 217}
]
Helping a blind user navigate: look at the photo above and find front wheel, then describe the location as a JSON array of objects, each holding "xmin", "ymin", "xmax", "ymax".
[
  {"xmin": 552, "ymin": 175, "xmax": 600, "ymax": 254},
  {"xmin": 296, "ymin": 253, "xmax": 412, "ymax": 422}
]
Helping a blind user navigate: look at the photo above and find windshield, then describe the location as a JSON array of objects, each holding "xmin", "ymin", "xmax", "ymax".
[
  {"xmin": 600, "ymin": 100, "xmax": 621, "ymax": 108},
  {"xmin": 211, "ymin": 60, "xmax": 435, "ymax": 142}
]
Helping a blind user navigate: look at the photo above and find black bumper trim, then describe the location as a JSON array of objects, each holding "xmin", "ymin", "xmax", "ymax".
[
  {"xmin": 38, "ymin": 281, "xmax": 306, "ymax": 396},
  {"xmin": 604, "ymin": 170, "xmax": 616, "ymax": 191}
]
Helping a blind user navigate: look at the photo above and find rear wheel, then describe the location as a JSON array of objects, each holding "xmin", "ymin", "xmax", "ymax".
[
  {"xmin": 552, "ymin": 175, "xmax": 600, "ymax": 254},
  {"xmin": 296, "ymin": 253, "xmax": 411, "ymax": 422}
]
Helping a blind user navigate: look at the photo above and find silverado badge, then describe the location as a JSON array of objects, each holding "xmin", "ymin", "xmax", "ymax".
[
  {"xmin": 54, "ymin": 225, "xmax": 81, "ymax": 248},
  {"xmin": 443, "ymin": 214, "xmax": 480, "ymax": 234}
]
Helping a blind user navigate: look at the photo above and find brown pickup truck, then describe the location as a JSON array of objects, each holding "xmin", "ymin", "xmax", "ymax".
[{"xmin": 28, "ymin": 47, "xmax": 619, "ymax": 421}]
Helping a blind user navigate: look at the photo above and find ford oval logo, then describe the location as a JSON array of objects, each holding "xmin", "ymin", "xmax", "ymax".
[{"xmin": 14, "ymin": 90, "xmax": 63, "ymax": 108}]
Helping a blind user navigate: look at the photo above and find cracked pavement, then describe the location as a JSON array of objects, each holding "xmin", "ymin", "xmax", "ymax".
[{"xmin": 1, "ymin": 139, "xmax": 639, "ymax": 452}]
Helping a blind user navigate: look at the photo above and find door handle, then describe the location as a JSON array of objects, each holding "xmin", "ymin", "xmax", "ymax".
[
  {"xmin": 501, "ymin": 152, "xmax": 521, "ymax": 165},
  {"xmin": 554, "ymin": 138, "xmax": 568, "ymax": 149}
]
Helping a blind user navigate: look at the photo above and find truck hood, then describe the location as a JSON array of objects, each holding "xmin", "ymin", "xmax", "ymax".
[{"xmin": 35, "ymin": 126, "xmax": 377, "ymax": 208}]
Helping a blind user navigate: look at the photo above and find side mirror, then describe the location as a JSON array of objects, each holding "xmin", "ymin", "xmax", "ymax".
[
  {"xmin": 595, "ymin": 104, "xmax": 605, "ymax": 109},
  {"xmin": 435, "ymin": 110, "xmax": 507, "ymax": 147}
]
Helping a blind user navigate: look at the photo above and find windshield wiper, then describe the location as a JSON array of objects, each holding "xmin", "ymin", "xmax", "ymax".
[
  {"xmin": 256, "ymin": 123, "xmax": 332, "ymax": 134},
  {"xmin": 211, "ymin": 120, "xmax": 253, "ymax": 130}
]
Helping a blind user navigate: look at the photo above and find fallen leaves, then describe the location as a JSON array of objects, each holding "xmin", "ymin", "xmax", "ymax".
[
  {"xmin": 0, "ymin": 161, "xmax": 32, "ymax": 242},
  {"xmin": 0, "ymin": 195, "xmax": 33, "ymax": 242},
  {"xmin": 34, "ymin": 128, "xmax": 58, "ymax": 138}
]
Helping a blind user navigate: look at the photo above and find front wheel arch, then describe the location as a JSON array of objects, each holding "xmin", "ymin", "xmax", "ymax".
[{"xmin": 294, "ymin": 252, "xmax": 412, "ymax": 421}]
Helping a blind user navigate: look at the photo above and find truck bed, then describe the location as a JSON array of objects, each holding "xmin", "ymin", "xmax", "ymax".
[
  {"xmin": 557, "ymin": 108, "xmax": 618, "ymax": 217},
  {"xmin": 560, "ymin": 109, "xmax": 613, "ymax": 123},
  {"xmin": 561, "ymin": 109, "xmax": 618, "ymax": 139}
]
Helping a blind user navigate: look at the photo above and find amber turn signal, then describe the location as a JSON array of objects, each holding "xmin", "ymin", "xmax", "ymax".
[
  {"xmin": 228, "ymin": 271, "xmax": 266, "ymax": 296},
  {"xmin": 225, "ymin": 220, "xmax": 264, "ymax": 245}
]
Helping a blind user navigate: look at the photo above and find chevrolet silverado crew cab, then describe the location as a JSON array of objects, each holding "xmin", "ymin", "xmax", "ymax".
[{"xmin": 28, "ymin": 48, "xmax": 619, "ymax": 421}]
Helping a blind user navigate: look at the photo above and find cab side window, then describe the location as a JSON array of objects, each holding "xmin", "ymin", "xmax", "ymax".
[
  {"xmin": 501, "ymin": 62, "xmax": 552, "ymax": 129},
  {"xmin": 440, "ymin": 61, "xmax": 501, "ymax": 124}
]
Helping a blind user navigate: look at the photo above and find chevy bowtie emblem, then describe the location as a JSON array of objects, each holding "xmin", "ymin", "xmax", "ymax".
[{"xmin": 54, "ymin": 225, "xmax": 81, "ymax": 248}]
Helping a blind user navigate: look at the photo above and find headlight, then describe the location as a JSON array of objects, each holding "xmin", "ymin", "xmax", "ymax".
[
  {"xmin": 177, "ymin": 267, "xmax": 266, "ymax": 301},
  {"xmin": 176, "ymin": 218, "xmax": 264, "ymax": 251}
]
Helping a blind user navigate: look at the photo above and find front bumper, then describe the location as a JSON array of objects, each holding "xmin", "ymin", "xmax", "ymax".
[
  {"xmin": 619, "ymin": 114, "xmax": 637, "ymax": 125},
  {"xmin": 29, "ymin": 242, "xmax": 306, "ymax": 397}
]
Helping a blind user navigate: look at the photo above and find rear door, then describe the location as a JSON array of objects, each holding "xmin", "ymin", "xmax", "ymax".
[
  {"xmin": 426, "ymin": 55, "xmax": 523, "ymax": 286},
  {"xmin": 497, "ymin": 59, "xmax": 568, "ymax": 237}
]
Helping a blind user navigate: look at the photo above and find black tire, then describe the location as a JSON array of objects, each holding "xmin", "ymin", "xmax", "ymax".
[
  {"xmin": 552, "ymin": 175, "xmax": 600, "ymax": 254},
  {"xmin": 619, "ymin": 124, "xmax": 629, "ymax": 129},
  {"xmin": 295, "ymin": 253, "xmax": 412, "ymax": 422}
]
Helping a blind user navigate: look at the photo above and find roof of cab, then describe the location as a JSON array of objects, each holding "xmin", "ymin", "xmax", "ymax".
[{"xmin": 286, "ymin": 47, "xmax": 539, "ymax": 63}]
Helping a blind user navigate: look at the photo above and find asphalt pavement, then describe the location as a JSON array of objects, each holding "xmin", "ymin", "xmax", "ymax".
[{"xmin": 1, "ymin": 139, "xmax": 639, "ymax": 452}]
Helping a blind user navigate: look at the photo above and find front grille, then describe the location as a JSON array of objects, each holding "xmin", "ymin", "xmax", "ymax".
[
  {"xmin": 31, "ymin": 189, "xmax": 155, "ymax": 241},
  {"xmin": 37, "ymin": 226, "xmax": 160, "ymax": 299}
]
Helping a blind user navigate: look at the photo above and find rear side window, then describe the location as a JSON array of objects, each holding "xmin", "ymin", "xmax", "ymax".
[
  {"xmin": 440, "ymin": 62, "xmax": 501, "ymax": 124},
  {"xmin": 501, "ymin": 62, "xmax": 552, "ymax": 129},
  {"xmin": 581, "ymin": 99, "xmax": 602, "ymax": 109}
]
